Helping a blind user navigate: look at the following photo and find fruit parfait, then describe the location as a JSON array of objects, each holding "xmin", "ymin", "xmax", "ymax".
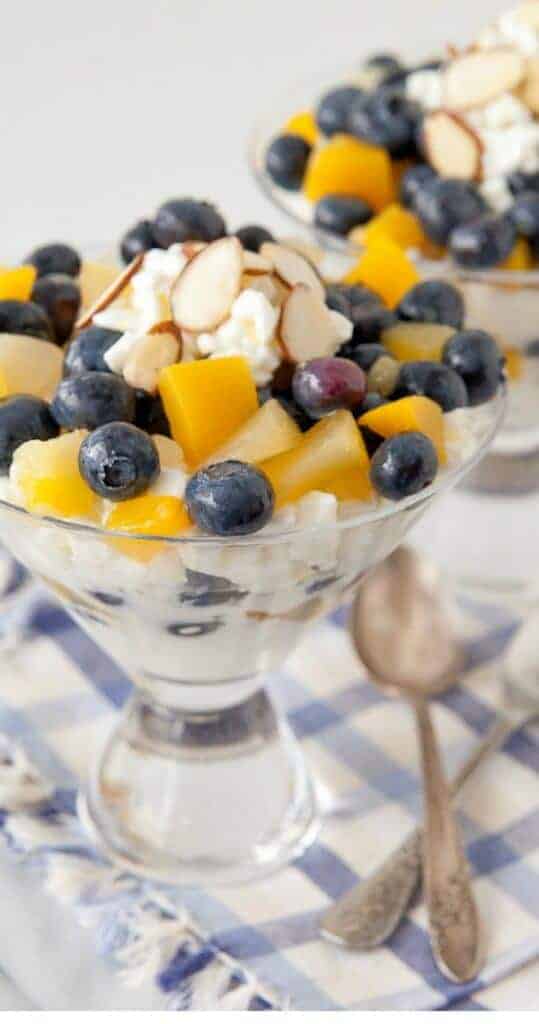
[{"xmin": 0, "ymin": 201, "xmax": 504, "ymax": 882}]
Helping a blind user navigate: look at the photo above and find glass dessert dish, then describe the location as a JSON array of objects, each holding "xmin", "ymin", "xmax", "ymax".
[{"xmin": 0, "ymin": 391, "xmax": 503, "ymax": 886}]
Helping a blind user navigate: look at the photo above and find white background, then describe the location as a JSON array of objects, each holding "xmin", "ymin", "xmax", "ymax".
[{"xmin": 2, "ymin": 0, "xmax": 509, "ymax": 259}]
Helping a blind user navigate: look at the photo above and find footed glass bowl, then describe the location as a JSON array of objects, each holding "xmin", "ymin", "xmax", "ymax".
[{"xmin": 0, "ymin": 392, "xmax": 504, "ymax": 885}]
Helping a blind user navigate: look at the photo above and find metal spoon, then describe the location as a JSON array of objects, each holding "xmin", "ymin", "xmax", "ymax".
[
  {"xmin": 321, "ymin": 554, "xmax": 539, "ymax": 964},
  {"xmin": 322, "ymin": 547, "xmax": 481, "ymax": 982}
]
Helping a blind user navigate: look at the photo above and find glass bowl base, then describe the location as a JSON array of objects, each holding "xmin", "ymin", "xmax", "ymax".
[{"xmin": 79, "ymin": 688, "xmax": 319, "ymax": 886}]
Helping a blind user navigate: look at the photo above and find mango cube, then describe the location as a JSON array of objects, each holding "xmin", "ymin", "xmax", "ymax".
[
  {"xmin": 158, "ymin": 356, "xmax": 258, "ymax": 467},
  {"xmin": 363, "ymin": 203, "xmax": 429, "ymax": 253},
  {"xmin": 259, "ymin": 410, "xmax": 370, "ymax": 507},
  {"xmin": 382, "ymin": 322, "xmax": 456, "ymax": 363},
  {"xmin": 284, "ymin": 110, "xmax": 318, "ymax": 145},
  {"xmin": 501, "ymin": 238, "xmax": 533, "ymax": 271},
  {"xmin": 11, "ymin": 430, "xmax": 100, "ymax": 520},
  {"xmin": 503, "ymin": 347, "xmax": 523, "ymax": 380},
  {"xmin": 0, "ymin": 265, "xmax": 36, "ymax": 302},
  {"xmin": 204, "ymin": 399, "xmax": 301, "ymax": 466},
  {"xmin": 303, "ymin": 135, "xmax": 395, "ymax": 211},
  {"xmin": 358, "ymin": 395, "xmax": 446, "ymax": 464},
  {"xmin": 344, "ymin": 236, "xmax": 420, "ymax": 308},
  {"xmin": 105, "ymin": 495, "xmax": 191, "ymax": 563}
]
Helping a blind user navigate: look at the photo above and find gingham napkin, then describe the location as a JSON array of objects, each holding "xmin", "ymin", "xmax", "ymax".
[{"xmin": 0, "ymin": 575, "xmax": 537, "ymax": 1010}]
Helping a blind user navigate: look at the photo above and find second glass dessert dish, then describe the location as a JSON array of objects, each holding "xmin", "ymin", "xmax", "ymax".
[{"xmin": 0, "ymin": 205, "xmax": 504, "ymax": 884}]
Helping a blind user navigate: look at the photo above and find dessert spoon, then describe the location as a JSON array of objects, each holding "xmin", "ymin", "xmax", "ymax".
[
  {"xmin": 322, "ymin": 546, "xmax": 481, "ymax": 982},
  {"xmin": 321, "ymin": 551, "xmax": 539, "ymax": 969}
]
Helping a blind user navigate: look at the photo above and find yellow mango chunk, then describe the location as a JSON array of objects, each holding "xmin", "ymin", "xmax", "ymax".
[
  {"xmin": 382, "ymin": 322, "xmax": 456, "ymax": 362},
  {"xmin": 0, "ymin": 367, "xmax": 8, "ymax": 398},
  {"xmin": 344, "ymin": 236, "xmax": 420, "ymax": 308},
  {"xmin": 358, "ymin": 395, "xmax": 446, "ymax": 464},
  {"xmin": 391, "ymin": 158, "xmax": 415, "ymax": 192},
  {"xmin": 363, "ymin": 203, "xmax": 429, "ymax": 253},
  {"xmin": 259, "ymin": 410, "xmax": 369, "ymax": 507},
  {"xmin": 323, "ymin": 468, "xmax": 373, "ymax": 502},
  {"xmin": 500, "ymin": 237, "xmax": 533, "ymax": 271},
  {"xmin": 203, "ymin": 399, "xmax": 301, "ymax": 466},
  {"xmin": 158, "ymin": 356, "xmax": 258, "ymax": 467},
  {"xmin": 303, "ymin": 135, "xmax": 395, "ymax": 211},
  {"xmin": 503, "ymin": 346, "xmax": 524, "ymax": 380},
  {"xmin": 12, "ymin": 430, "xmax": 100, "ymax": 520},
  {"xmin": 0, "ymin": 265, "xmax": 36, "ymax": 302},
  {"xmin": 106, "ymin": 495, "xmax": 191, "ymax": 563},
  {"xmin": 284, "ymin": 111, "xmax": 318, "ymax": 145}
]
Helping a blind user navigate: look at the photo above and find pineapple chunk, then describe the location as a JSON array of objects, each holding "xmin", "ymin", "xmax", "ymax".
[
  {"xmin": 358, "ymin": 395, "xmax": 446, "ymax": 464},
  {"xmin": 11, "ymin": 430, "xmax": 100, "ymax": 520},
  {"xmin": 0, "ymin": 335, "xmax": 63, "ymax": 400},
  {"xmin": 324, "ymin": 469, "xmax": 373, "ymax": 502},
  {"xmin": 78, "ymin": 260, "xmax": 124, "ymax": 311},
  {"xmin": 152, "ymin": 434, "xmax": 186, "ymax": 469},
  {"xmin": 259, "ymin": 410, "xmax": 369, "ymax": 507},
  {"xmin": 158, "ymin": 356, "xmax": 258, "ymax": 467},
  {"xmin": 105, "ymin": 495, "xmax": 191, "ymax": 563},
  {"xmin": 203, "ymin": 399, "xmax": 301, "ymax": 466},
  {"xmin": 382, "ymin": 322, "xmax": 455, "ymax": 363},
  {"xmin": 0, "ymin": 265, "xmax": 36, "ymax": 302}
]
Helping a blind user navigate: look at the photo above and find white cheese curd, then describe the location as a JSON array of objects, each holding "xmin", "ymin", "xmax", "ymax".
[
  {"xmin": 197, "ymin": 288, "xmax": 281, "ymax": 385},
  {"xmin": 480, "ymin": 122, "xmax": 539, "ymax": 180},
  {"xmin": 103, "ymin": 330, "xmax": 143, "ymax": 373},
  {"xmin": 479, "ymin": 176, "xmax": 514, "ymax": 212},
  {"xmin": 477, "ymin": 6, "xmax": 539, "ymax": 56},
  {"xmin": 148, "ymin": 469, "xmax": 188, "ymax": 500},
  {"xmin": 405, "ymin": 69, "xmax": 444, "ymax": 111}
]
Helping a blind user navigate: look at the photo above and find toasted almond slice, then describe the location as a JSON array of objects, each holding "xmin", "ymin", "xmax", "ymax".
[
  {"xmin": 279, "ymin": 283, "xmax": 343, "ymax": 363},
  {"xmin": 75, "ymin": 254, "xmax": 144, "ymax": 330},
  {"xmin": 423, "ymin": 110, "xmax": 483, "ymax": 180},
  {"xmin": 123, "ymin": 332, "xmax": 180, "ymax": 394},
  {"xmin": 241, "ymin": 273, "xmax": 279, "ymax": 304},
  {"xmin": 280, "ymin": 236, "xmax": 325, "ymax": 269},
  {"xmin": 170, "ymin": 236, "xmax": 243, "ymax": 332},
  {"xmin": 517, "ymin": 56, "xmax": 539, "ymax": 114},
  {"xmin": 444, "ymin": 48, "xmax": 525, "ymax": 111},
  {"xmin": 149, "ymin": 319, "xmax": 182, "ymax": 342},
  {"xmin": 260, "ymin": 242, "xmax": 324, "ymax": 299},
  {"xmin": 242, "ymin": 249, "xmax": 273, "ymax": 274},
  {"xmin": 181, "ymin": 240, "xmax": 207, "ymax": 260}
]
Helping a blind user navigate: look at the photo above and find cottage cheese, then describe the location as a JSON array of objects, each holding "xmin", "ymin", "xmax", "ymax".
[{"xmin": 197, "ymin": 288, "xmax": 281, "ymax": 385}]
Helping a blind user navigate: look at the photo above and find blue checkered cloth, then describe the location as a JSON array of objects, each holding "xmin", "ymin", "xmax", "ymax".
[{"xmin": 0, "ymin": 578, "xmax": 537, "ymax": 1010}]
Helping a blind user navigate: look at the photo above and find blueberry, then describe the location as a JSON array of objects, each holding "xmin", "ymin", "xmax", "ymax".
[
  {"xmin": 382, "ymin": 59, "xmax": 444, "ymax": 90},
  {"xmin": 265, "ymin": 134, "xmax": 311, "ymax": 190},
  {"xmin": 181, "ymin": 569, "xmax": 246, "ymax": 607},
  {"xmin": 362, "ymin": 53, "xmax": 403, "ymax": 84},
  {"xmin": 314, "ymin": 194, "xmax": 372, "ymax": 236},
  {"xmin": 31, "ymin": 274, "xmax": 81, "ymax": 344},
  {"xmin": 393, "ymin": 360, "xmax": 468, "ymax": 411},
  {"xmin": 396, "ymin": 280, "xmax": 464, "ymax": 329},
  {"xmin": 151, "ymin": 199, "xmax": 227, "ymax": 248},
  {"xmin": 449, "ymin": 213, "xmax": 516, "ymax": 269},
  {"xmin": 235, "ymin": 225, "xmax": 274, "ymax": 252},
  {"xmin": 507, "ymin": 170, "xmax": 539, "ymax": 196},
  {"xmin": 348, "ymin": 88, "xmax": 420, "ymax": 157},
  {"xmin": 0, "ymin": 300, "xmax": 54, "ymax": 342},
  {"xmin": 79, "ymin": 422, "xmax": 159, "ymax": 500},
  {"xmin": 120, "ymin": 220, "xmax": 156, "ymax": 264},
  {"xmin": 414, "ymin": 178, "xmax": 486, "ymax": 245},
  {"xmin": 292, "ymin": 357, "xmax": 367, "ymax": 419},
  {"xmin": 315, "ymin": 86, "xmax": 364, "ymax": 136},
  {"xmin": 186, "ymin": 460, "xmax": 274, "ymax": 536},
  {"xmin": 370, "ymin": 431, "xmax": 438, "ymax": 500},
  {"xmin": 25, "ymin": 243, "xmax": 81, "ymax": 279},
  {"xmin": 399, "ymin": 164, "xmax": 437, "ymax": 209},
  {"xmin": 0, "ymin": 395, "xmax": 59, "ymax": 474},
  {"xmin": 63, "ymin": 325, "xmax": 121, "ymax": 376},
  {"xmin": 347, "ymin": 343, "xmax": 387, "ymax": 372},
  {"xmin": 326, "ymin": 285, "xmax": 394, "ymax": 346},
  {"xmin": 442, "ymin": 329, "xmax": 502, "ymax": 405},
  {"xmin": 134, "ymin": 388, "xmax": 170, "ymax": 435},
  {"xmin": 51, "ymin": 372, "xmax": 136, "ymax": 430},
  {"xmin": 509, "ymin": 191, "xmax": 539, "ymax": 239}
]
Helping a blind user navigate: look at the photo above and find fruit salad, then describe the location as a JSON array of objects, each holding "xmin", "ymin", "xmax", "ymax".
[
  {"xmin": 0, "ymin": 198, "xmax": 504, "ymax": 558},
  {"xmin": 262, "ymin": 2, "xmax": 539, "ymax": 272}
]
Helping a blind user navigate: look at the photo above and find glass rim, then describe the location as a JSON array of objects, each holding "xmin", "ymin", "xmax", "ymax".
[{"xmin": 0, "ymin": 389, "xmax": 506, "ymax": 548}]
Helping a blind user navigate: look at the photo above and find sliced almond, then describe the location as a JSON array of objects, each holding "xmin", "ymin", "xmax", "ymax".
[
  {"xmin": 75, "ymin": 254, "xmax": 144, "ymax": 330},
  {"xmin": 423, "ymin": 110, "xmax": 483, "ymax": 180},
  {"xmin": 260, "ymin": 242, "xmax": 324, "ymax": 299},
  {"xmin": 279, "ymin": 283, "xmax": 344, "ymax": 363},
  {"xmin": 517, "ymin": 56, "xmax": 539, "ymax": 114},
  {"xmin": 444, "ymin": 48, "xmax": 525, "ymax": 111},
  {"xmin": 280, "ymin": 236, "xmax": 325, "ymax": 270},
  {"xmin": 241, "ymin": 273, "xmax": 279, "ymax": 305},
  {"xmin": 149, "ymin": 319, "xmax": 182, "ymax": 342},
  {"xmin": 242, "ymin": 249, "xmax": 273, "ymax": 274},
  {"xmin": 170, "ymin": 236, "xmax": 243, "ymax": 332},
  {"xmin": 181, "ymin": 240, "xmax": 207, "ymax": 260},
  {"xmin": 123, "ymin": 332, "xmax": 180, "ymax": 394}
]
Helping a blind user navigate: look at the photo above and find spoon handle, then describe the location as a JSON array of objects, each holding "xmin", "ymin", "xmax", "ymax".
[{"xmin": 413, "ymin": 698, "xmax": 482, "ymax": 982}]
